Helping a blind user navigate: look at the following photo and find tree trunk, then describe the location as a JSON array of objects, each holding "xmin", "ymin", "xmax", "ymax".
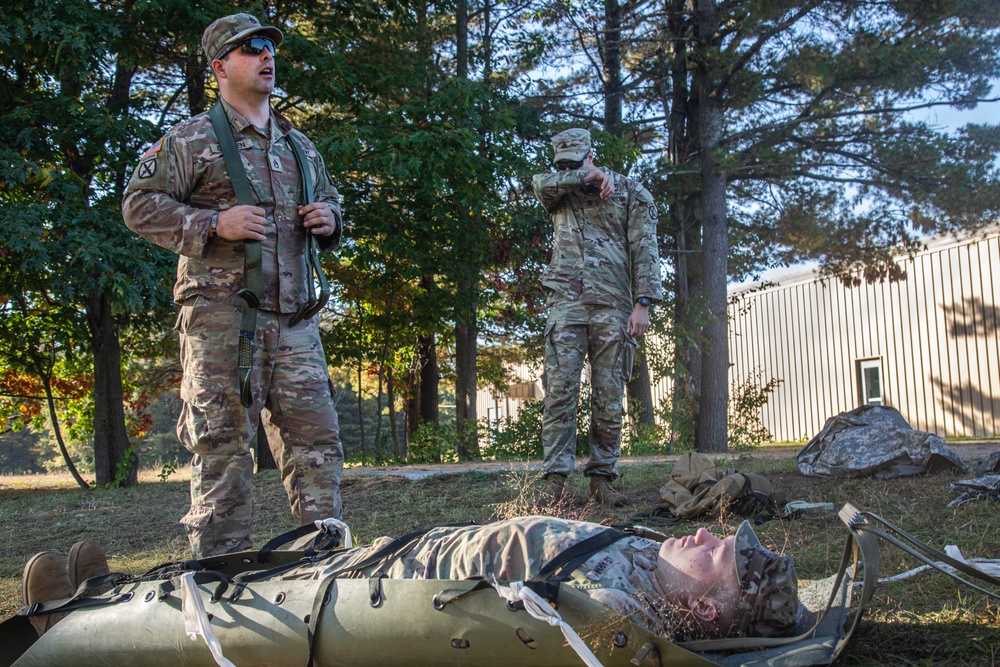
[
  {"xmin": 86, "ymin": 290, "xmax": 136, "ymax": 486},
  {"xmin": 42, "ymin": 377, "xmax": 89, "ymax": 490},
  {"xmin": 418, "ymin": 332, "xmax": 439, "ymax": 425},
  {"xmin": 452, "ymin": 7, "xmax": 479, "ymax": 461},
  {"xmin": 603, "ymin": 0, "xmax": 623, "ymax": 137},
  {"xmin": 186, "ymin": 49, "xmax": 206, "ymax": 115},
  {"xmin": 387, "ymin": 365, "xmax": 401, "ymax": 458},
  {"xmin": 356, "ymin": 361, "xmax": 366, "ymax": 457},
  {"xmin": 454, "ymin": 306, "xmax": 479, "ymax": 460},
  {"xmin": 694, "ymin": 0, "xmax": 728, "ymax": 453}
]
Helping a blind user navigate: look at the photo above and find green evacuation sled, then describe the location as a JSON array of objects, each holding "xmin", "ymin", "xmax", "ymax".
[{"xmin": 4, "ymin": 504, "xmax": 992, "ymax": 667}]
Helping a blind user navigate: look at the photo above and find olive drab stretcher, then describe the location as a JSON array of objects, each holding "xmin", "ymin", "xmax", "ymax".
[{"xmin": 3, "ymin": 504, "xmax": 996, "ymax": 667}]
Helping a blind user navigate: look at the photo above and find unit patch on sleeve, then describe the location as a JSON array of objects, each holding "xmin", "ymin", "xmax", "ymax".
[{"xmin": 137, "ymin": 159, "xmax": 157, "ymax": 179}]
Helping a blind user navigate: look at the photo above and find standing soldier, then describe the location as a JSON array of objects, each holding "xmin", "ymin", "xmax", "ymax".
[
  {"xmin": 122, "ymin": 14, "xmax": 344, "ymax": 557},
  {"xmin": 533, "ymin": 128, "xmax": 663, "ymax": 507}
]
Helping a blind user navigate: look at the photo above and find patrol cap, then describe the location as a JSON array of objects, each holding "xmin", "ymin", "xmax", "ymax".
[
  {"xmin": 202, "ymin": 13, "xmax": 284, "ymax": 62},
  {"xmin": 731, "ymin": 521, "xmax": 799, "ymax": 637},
  {"xmin": 551, "ymin": 128, "xmax": 592, "ymax": 162}
]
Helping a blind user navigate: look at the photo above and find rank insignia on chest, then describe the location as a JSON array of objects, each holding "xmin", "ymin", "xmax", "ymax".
[{"xmin": 270, "ymin": 155, "xmax": 284, "ymax": 172}]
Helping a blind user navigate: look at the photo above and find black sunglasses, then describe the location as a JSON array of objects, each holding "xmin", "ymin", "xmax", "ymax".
[{"xmin": 217, "ymin": 36, "xmax": 277, "ymax": 60}]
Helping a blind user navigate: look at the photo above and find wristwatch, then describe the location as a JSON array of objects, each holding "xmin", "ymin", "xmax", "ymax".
[
  {"xmin": 209, "ymin": 211, "xmax": 219, "ymax": 238},
  {"xmin": 635, "ymin": 296, "xmax": 652, "ymax": 308}
]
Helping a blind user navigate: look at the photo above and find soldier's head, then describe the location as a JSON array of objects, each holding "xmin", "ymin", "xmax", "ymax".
[
  {"xmin": 203, "ymin": 14, "xmax": 283, "ymax": 99},
  {"xmin": 653, "ymin": 522, "xmax": 799, "ymax": 639},
  {"xmin": 551, "ymin": 128, "xmax": 593, "ymax": 170}
]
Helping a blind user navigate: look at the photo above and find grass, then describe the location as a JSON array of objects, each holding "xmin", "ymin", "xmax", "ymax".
[{"xmin": 2, "ymin": 453, "xmax": 998, "ymax": 666}]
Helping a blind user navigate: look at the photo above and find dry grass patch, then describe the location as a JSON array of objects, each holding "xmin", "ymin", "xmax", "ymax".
[{"xmin": 1, "ymin": 453, "xmax": 998, "ymax": 665}]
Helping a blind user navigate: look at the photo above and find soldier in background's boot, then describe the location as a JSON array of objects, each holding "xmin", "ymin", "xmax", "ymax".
[
  {"xmin": 539, "ymin": 472, "xmax": 568, "ymax": 505},
  {"xmin": 589, "ymin": 474, "xmax": 628, "ymax": 507}
]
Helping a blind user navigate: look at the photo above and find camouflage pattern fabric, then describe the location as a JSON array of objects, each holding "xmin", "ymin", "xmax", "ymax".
[
  {"xmin": 532, "ymin": 158, "xmax": 662, "ymax": 479},
  {"xmin": 541, "ymin": 303, "xmax": 636, "ymax": 478},
  {"xmin": 282, "ymin": 516, "xmax": 677, "ymax": 638},
  {"xmin": 797, "ymin": 405, "xmax": 968, "ymax": 479},
  {"xmin": 201, "ymin": 13, "xmax": 283, "ymax": 62},
  {"xmin": 122, "ymin": 99, "xmax": 344, "ymax": 558},
  {"xmin": 732, "ymin": 521, "xmax": 799, "ymax": 637},
  {"xmin": 175, "ymin": 297, "xmax": 343, "ymax": 557},
  {"xmin": 531, "ymin": 165, "xmax": 662, "ymax": 313},
  {"xmin": 122, "ymin": 98, "xmax": 342, "ymax": 314}
]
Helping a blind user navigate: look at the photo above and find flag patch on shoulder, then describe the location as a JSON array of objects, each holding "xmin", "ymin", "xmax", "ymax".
[{"xmin": 141, "ymin": 139, "xmax": 163, "ymax": 158}]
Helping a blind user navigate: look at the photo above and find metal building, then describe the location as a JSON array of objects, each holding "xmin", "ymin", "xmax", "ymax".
[{"xmin": 728, "ymin": 227, "xmax": 1000, "ymax": 441}]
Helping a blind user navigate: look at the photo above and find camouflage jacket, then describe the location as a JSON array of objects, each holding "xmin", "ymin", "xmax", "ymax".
[
  {"xmin": 282, "ymin": 516, "xmax": 677, "ymax": 637},
  {"xmin": 532, "ymin": 168, "xmax": 663, "ymax": 312},
  {"xmin": 121, "ymin": 99, "xmax": 342, "ymax": 313}
]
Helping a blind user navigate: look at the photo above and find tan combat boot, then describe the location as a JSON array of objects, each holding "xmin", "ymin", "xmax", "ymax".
[
  {"xmin": 67, "ymin": 541, "xmax": 110, "ymax": 591},
  {"xmin": 22, "ymin": 552, "xmax": 75, "ymax": 637},
  {"xmin": 589, "ymin": 475, "xmax": 628, "ymax": 507},
  {"xmin": 539, "ymin": 473, "xmax": 568, "ymax": 505}
]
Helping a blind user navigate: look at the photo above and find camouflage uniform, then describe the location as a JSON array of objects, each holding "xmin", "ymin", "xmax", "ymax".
[
  {"xmin": 121, "ymin": 15, "xmax": 344, "ymax": 558},
  {"xmin": 533, "ymin": 129, "xmax": 663, "ymax": 480},
  {"xmin": 285, "ymin": 516, "xmax": 676, "ymax": 637},
  {"xmin": 280, "ymin": 516, "xmax": 798, "ymax": 639}
]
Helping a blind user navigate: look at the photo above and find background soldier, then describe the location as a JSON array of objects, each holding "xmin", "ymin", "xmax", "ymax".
[
  {"xmin": 122, "ymin": 14, "xmax": 344, "ymax": 557},
  {"xmin": 533, "ymin": 128, "xmax": 663, "ymax": 507}
]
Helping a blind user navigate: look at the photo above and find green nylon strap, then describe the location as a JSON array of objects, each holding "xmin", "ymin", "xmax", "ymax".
[
  {"xmin": 208, "ymin": 101, "xmax": 262, "ymax": 408},
  {"xmin": 286, "ymin": 136, "xmax": 330, "ymax": 326},
  {"xmin": 208, "ymin": 101, "xmax": 330, "ymax": 405}
]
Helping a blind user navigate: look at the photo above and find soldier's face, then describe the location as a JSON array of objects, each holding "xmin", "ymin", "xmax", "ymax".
[
  {"xmin": 216, "ymin": 39, "xmax": 276, "ymax": 98},
  {"xmin": 654, "ymin": 529, "xmax": 740, "ymax": 607}
]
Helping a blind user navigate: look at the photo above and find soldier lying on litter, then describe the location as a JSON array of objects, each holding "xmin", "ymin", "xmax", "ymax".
[{"xmin": 21, "ymin": 516, "xmax": 799, "ymax": 644}]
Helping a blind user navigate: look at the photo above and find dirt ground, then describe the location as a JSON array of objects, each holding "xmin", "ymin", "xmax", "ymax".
[{"xmin": 343, "ymin": 440, "xmax": 1000, "ymax": 480}]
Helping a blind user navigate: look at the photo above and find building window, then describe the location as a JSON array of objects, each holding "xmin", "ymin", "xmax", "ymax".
[{"xmin": 858, "ymin": 358, "xmax": 883, "ymax": 406}]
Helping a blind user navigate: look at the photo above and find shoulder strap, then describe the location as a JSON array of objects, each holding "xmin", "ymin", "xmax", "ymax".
[
  {"xmin": 286, "ymin": 135, "xmax": 330, "ymax": 325},
  {"xmin": 208, "ymin": 100, "xmax": 262, "ymax": 408}
]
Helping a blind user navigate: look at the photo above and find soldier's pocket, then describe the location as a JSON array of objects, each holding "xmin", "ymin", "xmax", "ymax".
[{"xmin": 179, "ymin": 375, "xmax": 236, "ymax": 454}]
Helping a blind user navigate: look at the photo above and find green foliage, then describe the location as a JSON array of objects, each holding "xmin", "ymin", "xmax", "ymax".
[
  {"xmin": 728, "ymin": 373, "xmax": 782, "ymax": 451},
  {"xmin": 483, "ymin": 400, "xmax": 544, "ymax": 460},
  {"xmin": 106, "ymin": 446, "xmax": 139, "ymax": 489},
  {"xmin": 158, "ymin": 459, "xmax": 179, "ymax": 483},
  {"xmin": 653, "ymin": 395, "xmax": 697, "ymax": 455},
  {"xmin": 407, "ymin": 421, "xmax": 461, "ymax": 464}
]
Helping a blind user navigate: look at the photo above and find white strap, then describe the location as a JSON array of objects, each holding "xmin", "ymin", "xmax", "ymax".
[
  {"xmin": 492, "ymin": 580, "xmax": 604, "ymax": 667},
  {"xmin": 315, "ymin": 518, "xmax": 353, "ymax": 548},
  {"xmin": 180, "ymin": 572, "xmax": 237, "ymax": 667}
]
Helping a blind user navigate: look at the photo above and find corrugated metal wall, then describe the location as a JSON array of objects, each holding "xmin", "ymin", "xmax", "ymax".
[
  {"xmin": 729, "ymin": 231, "xmax": 1000, "ymax": 440},
  {"xmin": 476, "ymin": 230, "xmax": 1000, "ymax": 442}
]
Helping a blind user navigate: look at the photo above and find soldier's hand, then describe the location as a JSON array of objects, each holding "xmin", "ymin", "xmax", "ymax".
[
  {"xmin": 627, "ymin": 304, "xmax": 650, "ymax": 337},
  {"xmin": 299, "ymin": 202, "xmax": 339, "ymax": 236},
  {"xmin": 216, "ymin": 205, "xmax": 267, "ymax": 241},
  {"xmin": 581, "ymin": 162, "xmax": 614, "ymax": 200}
]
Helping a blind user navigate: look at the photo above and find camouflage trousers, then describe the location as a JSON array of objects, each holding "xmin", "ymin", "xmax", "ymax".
[
  {"xmin": 175, "ymin": 296, "xmax": 343, "ymax": 558},
  {"xmin": 541, "ymin": 303, "xmax": 637, "ymax": 479}
]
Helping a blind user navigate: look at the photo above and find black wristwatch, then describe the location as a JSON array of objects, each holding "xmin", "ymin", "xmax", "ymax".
[{"xmin": 635, "ymin": 296, "xmax": 651, "ymax": 308}]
